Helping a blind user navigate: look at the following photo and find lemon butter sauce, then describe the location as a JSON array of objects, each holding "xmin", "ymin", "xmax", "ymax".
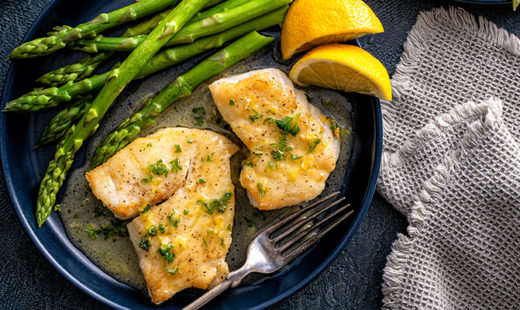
[{"xmin": 59, "ymin": 49, "xmax": 353, "ymax": 292}]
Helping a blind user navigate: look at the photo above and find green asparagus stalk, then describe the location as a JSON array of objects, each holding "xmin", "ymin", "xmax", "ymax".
[
  {"xmin": 3, "ymin": 72, "xmax": 110, "ymax": 112},
  {"xmin": 124, "ymin": 10, "xmax": 173, "ymax": 37},
  {"xmin": 36, "ymin": 96, "xmax": 93, "ymax": 147},
  {"xmin": 4, "ymin": 7, "xmax": 285, "ymax": 113},
  {"xmin": 9, "ymin": 0, "xmax": 184, "ymax": 60},
  {"xmin": 36, "ymin": 53, "xmax": 109, "ymax": 87},
  {"xmin": 168, "ymin": 0, "xmax": 289, "ymax": 44},
  {"xmin": 120, "ymin": 0, "xmax": 227, "ymax": 37},
  {"xmin": 192, "ymin": 0, "xmax": 250, "ymax": 21},
  {"xmin": 91, "ymin": 31, "xmax": 273, "ymax": 168},
  {"xmin": 36, "ymin": 0, "xmax": 211, "ymax": 227},
  {"xmin": 33, "ymin": 8, "xmax": 285, "ymax": 147},
  {"xmin": 136, "ymin": 6, "xmax": 287, "ymax": 78},
  {"xmin": 72, "ymin": 0, "xmax": 290, "ymax": 53},
  {"xmin": 72, "ymin": 0, "xmax": 247, "ymax": 54},
  {"xmin": 35, "ymin": 5, "xmax": 177, "ymax": 88}
]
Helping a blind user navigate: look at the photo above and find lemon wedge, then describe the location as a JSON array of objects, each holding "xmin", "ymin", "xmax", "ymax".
[
  {"xmin": 289, "ymin": 44, "xmax": 392, "ymax": 101},
  {"xmin": 281, "ymin": 0, "xmax": 383, "ymax": 60}
]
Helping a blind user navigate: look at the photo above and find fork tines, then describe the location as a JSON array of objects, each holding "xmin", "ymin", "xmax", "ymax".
[{"xmin": 266, "ymin": 191, "xmax": 353, "ymax": 261}]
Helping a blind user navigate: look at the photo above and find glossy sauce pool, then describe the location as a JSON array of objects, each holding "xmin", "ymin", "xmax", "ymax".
[{"xmin": 58, "ymin": 46, "xmax": 353, "ymax": 293}]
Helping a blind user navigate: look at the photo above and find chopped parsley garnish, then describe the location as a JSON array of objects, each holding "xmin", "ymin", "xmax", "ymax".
[
  {"xmin": 138, "ymin": 238, "xmax": 151, "ymax": 251},
  {"xmin": 54, "ymin": 204, "xmax": 61, "ymax": 212},
  {"xmin": 169, "ymin": 158, "xmax": 182, "ymax": 172},
  {"xmin": 248, "ymin": 109, "xmax": 263, "ymax": 123},
  {"xmin": 157, "ymin": 244, "xmax": 178, "ymax": 275},
  {"xmin": 85, "ymin": 219, "xmax": 128, "ymax": 240},
  {"xmin": 142, "ymin": 203, "xmax": 152, "ymax": 214},
  {"xmin": 142, "ymin": 159, "xmax": 169, "ymax": 183},
  {"xmin": 158, "ymin": 224, "xmax": 166, "ymax": 234},
  {"xmin": 253, "ymin": 151, "xmax": 263, "ymax": 156},
  {"xmin": 328, "ymin": 118, "xmax": 339, "ymax": 130},
  {"xmin": 220, "ymin": 238, "xmax": 226, "ymax": 249},
  {"xmin": 158, "ymin": 244, "xmax": 175, "ymax": 263},
  {"xmin": 321, "ymin": 98, "xmax": 334, "ymax": 109},
  {"xmin": 201, "ymin": 154, "xmax": 212, "ymax": 162},
  {"xmin": 187, "ymin": 139, "xmax": 193, "ymax": 144},
  {"xmin": 242, "ymin": 160, "xmax": 254, "ymax": 167},
  {"xmin": 307, "ymin": 138, "xmax": 321, "ymax": 153},
  {"xmin": 257, "ymin": 183, "xmax": 266, "ymax": 198},
  {"xmin": 271, "ymin": 149, "xmax": 284, "ymax": 161},
  {"xmin": 94, "ymin": 205, "xmax": 106, "ymax": 217},
  {"xmin": 192, "ymin": 107, "xmax": 206, "ymax": 127},
  {"xmin": 202, "ymin": 238, "xmax": 208, "ymax": 247},
  {"xmin": 145, "ymin": 225, "xmax": 158, "ymax": 237},
  {"xmin": 263, "ymin": 117, "xmax": 274, "ymax": 124},
  {"xmin": 196, "ymin": 200, "xmax": 209, "ymax": 212},
  {"xmin": 146, "ymin": 143, "xmax": 152, "ymax": 148},
  {"xmin": 166, "ymin": 267, "xmax": 179, "ymax": 275},
  {"xmin": 174, "ymin": 144, "xmax": 182, "ymax": 153},
  {"xmin": 227, "ymin": 224, "xmax": 231, "ymax": 231},
  {"xmin": 291, "ymin": 154, "xmax": 302, "ymax": 160},
  {"xmin": 86, "ymin": 224, "xmax": 98, "ymax": 239},
  {"xmin": 229, "ymin": 99, "xmax": 235, "ymax": 106},
  {"xmin": 271, "ymin": 134, "xmax": 295, "ymax": 162},
  {"xmin": 276, "ymin": 114, "xmax": 300, "ymax": 136},
  {"xmin": 268, "ymin": 161, "xmax": 276, "ymax": 169},
  {"xmin": 183, "ymin": 209, "xmax": 189, "ymax": 215},
  {"xmin": 244, "ymin": 217, "xmax": 253, "ymax": 228},
  {"xmin": 278, "ymin": 135, "xmax": 293, "ymax": 152},
  {"xmin": 199, "ymin": 178, "xmax": 207, "ymax": 184},
  {"xmin": 196, "ymin": 192, "xmax": 232, "ymax": 214},
  {"xmin": 168, "ymin": 215, "xmax": 179, "ymax": 228}
]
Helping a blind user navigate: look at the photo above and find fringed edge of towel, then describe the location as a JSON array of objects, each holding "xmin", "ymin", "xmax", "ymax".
[
  {"xmin": 381, "ymin": 6, "xmax": 520, "ymax": 172},
  {"xmin": 381, "ymin": 98, "xmax": 503, "ymax": 309}
]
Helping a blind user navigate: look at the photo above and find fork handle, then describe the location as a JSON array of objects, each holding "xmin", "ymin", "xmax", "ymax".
[{"xmin": 182, "ymin": 279, "xmax": 232, "ymax": 310}]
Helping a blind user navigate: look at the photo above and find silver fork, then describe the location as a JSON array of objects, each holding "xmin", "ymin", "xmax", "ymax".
[{"xmin": 183, "ymin": 191, "xmax": 352, "ymax": 310}]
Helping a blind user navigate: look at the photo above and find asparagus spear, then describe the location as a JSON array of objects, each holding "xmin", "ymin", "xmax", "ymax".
[
  {"xmin": 8, "ymin": 0, "xmax": 184, "ymax": 60},
  {"xmin": 68, "ymin": 0, "xmax": 248, "ymax": 53},
  {"xmin": 34, "ymin": 8, "xmax": 285, "ymax": 146},
  {"xmin": 72, "ymin": 0, "xmax": 290, "ymax": 53},
  {"xmin": 4, "ymin": 6, "xmax": 286, "ymax": 112},
  {"xmin": 35, "ymin": 2, "xmax": 189, "ymax": 88},
  {"xmin": 515, "ymin": 0, "xmax": 519, "ymax": 10},
  {"xmin": 37, "ymin": 96, "xmax": 93, "ymax": 147},
  {"xmin": 36, "ymin": 0, "xmax": 211, "ymax": 227},
  {"xmin": 136, "ymin": 6, "xmax": 287, "ymax": 78},
  {"xmin": 3, "ymin": 72, "xmax": 110, "ymax": 112},
  {"xmin": 36, "ymin": 53, "xmax": 109, "ymax": 87},
  {"xmin": 192, "ymin": 0, "xmax": 250, "ymax": 21},
  {"xmin": 91, "ymin": 31, "xmax": 273, "ymax": 168},
  {"xmin": 169, "ymin": 0, "xmax": 289, "ymax": 44},
  {"xmin": 121, "ymin": 0, "xmax": 228, "ymax": 37}
]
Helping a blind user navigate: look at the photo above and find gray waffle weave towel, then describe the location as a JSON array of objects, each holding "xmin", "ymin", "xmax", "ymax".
[{"xmin": 378, "ymin": 7, "xmax": 520, "ymax": 310}]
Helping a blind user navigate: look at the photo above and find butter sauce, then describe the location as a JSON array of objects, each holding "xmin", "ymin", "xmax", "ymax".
[{"xmin": 59, "ymin": 46, "xmax": 352, "ymax": 292}]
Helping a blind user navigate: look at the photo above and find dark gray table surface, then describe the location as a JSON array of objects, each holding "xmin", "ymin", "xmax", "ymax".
[{"xmin": 1, "ymin": 0, "xmax": 518, "ymax": 309}]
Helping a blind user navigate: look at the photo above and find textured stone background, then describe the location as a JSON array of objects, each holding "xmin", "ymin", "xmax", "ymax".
[{"xmin": 0, "ymin": 0, "xmax": 518, "ymax": 309}]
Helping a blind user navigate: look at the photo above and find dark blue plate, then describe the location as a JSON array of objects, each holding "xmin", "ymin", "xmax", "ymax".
[{"xmin": 0, "ymin": 0, "xmax": 382, "ymax": 309}]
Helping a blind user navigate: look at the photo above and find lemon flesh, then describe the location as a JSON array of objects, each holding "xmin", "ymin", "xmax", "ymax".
[{"xmin": 290, "ymin": 44, "xmax": 392, "ymax": 101}]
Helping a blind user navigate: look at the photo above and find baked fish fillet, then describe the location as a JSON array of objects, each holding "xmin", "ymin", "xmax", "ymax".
[
  {"xmin": 127, "ymin": 130, "xmax": 238, "ymax": 304},
  {"xmin": 209, "ymin": 68, "xmax": 340, "ymax": 210},
  {"xmin": 86, "ymin": 128, "xmax": 198, "ymax": 219}
]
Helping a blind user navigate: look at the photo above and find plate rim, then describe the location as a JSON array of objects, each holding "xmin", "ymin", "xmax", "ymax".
[{"xmin": 0, "ymin": 0, "xmax": 383, "ymax": 308}]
